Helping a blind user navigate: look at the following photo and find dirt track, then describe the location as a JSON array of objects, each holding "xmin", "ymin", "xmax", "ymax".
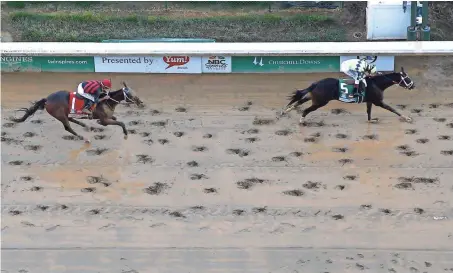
[{"xmin": 2, "ymin": 56, "xmax": 453, "ymax": 272}]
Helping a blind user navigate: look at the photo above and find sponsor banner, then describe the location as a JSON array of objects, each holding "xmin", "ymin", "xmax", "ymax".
[
  {"xmin": 94, "ymin": 56, "xmax": 202, "ymax": 74},
  {"xmin": 94, "ymin": 56, "xmax": 155, "ymax": 73},
  {"xmin": 1, "ymin": 56, "xmax": 94, "ymax": 72},
  {"xmin": 202, "ymin": 56, "xmax": 231, "ymax": 73},
  {"xmin": 232, "ymin": 56, "xmax": 340, "ymax": 73},
  {"xmin": 339, "ymin": 55, "xmax": 395, "ymax": 71}
]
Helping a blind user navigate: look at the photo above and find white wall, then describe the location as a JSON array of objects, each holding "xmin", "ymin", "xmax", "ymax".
[{"xmin": 367, "ymin": 1, "xmax": 412, "ymax": 40}]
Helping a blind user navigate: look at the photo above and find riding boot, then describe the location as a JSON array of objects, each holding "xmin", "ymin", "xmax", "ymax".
[
  {"xmin": 82, "ymin": 99, "xmax": 93, "ymax": 115},
  {"xmin": 349, "ymin": 85, "xmax": 359, "ymax": 99}
]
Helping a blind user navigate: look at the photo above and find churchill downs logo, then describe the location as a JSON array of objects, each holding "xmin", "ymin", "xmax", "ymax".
[{"xmin": 205, "ymin": 56, "xmax": 228, "ymax": 71}]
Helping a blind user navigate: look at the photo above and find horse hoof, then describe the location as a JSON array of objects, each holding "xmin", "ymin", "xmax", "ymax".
[
  {"xmin": 299, "ymin": 117, "xmax": 304, "ymax": 124},
  {"xmin": 368, "ymin": 118, "xmax": 379, "ymax": 124},
  {"xmin": 84, "ymin": 139, "xmax": 91, "ymax": 144},
  {"xmin": 124, "ymin": 135, "xmax": 128, "ymax": 140}
]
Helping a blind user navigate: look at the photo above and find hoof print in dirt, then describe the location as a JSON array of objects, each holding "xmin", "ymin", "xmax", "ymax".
[
  {"xmin": 24, "ymin": 145, "xmax": 42, "ymax": 151},
  {"xmin": 303, "ymin": 181, "xmax": 323, "ymax": 190},
  {"xmin": 416, "ymin": 138, "xmax": 429, "ymax": 144},
  {"xmin": 396, "ymin": 104, "xmax": 407, "ymax": 110},
  {"xmin": 62, "ymin": 135, "xmax": 80, "ymax": 141},
  {"xmin": 404, "ymin": 129, "xmax": 418, "ymax": 135},
  {"xmin": 236, "ymin": 178, "xmax": 267, "ymax": 190},
  {"xmin": 429, "ymin": 103, "xmax": 440, "ymax": 109},
  {"xmin": 271, "ymin": 156, "xmax": 286, "ymax": 162},
  {"xmin": 127, "ymin": 129, "xmax": 137, "ymax": 134},
  {"xmin": 253, "ymin": 118, "xmax": 275, "ymax": 126},
  {"xmin": 335, "ymin": 133, "xmax": 349, "ymax": 139},
  {"xmin": 414, "ymin": 208, "xmax": 425, "ymax": 214},
  {"xmin": 304, "ymin": 137, "xmax": 317, "ymax": 143},
  {"xmin": 175, "ymin": 107, "xmax": 187, "ymax": 113},
  {"xmin": 438, "ymin": 135, "xmax": 451, "ymax": 140},
  {"xmin": 245, "ymin": 137, "xmax": 259, "ymax": 143},
  {"xmin": 173, "ymin": 131, "xmax": 185, "ymax": 137},
  {"xmin": 244, "ymin": 128, "xmax": 259, "ymax": 134},
  {"xmin": 1, "ymin": 137, "xmax": 22, "ymax": 145},
  {"xmin": 86, "ymin": 176, "xmax": 110, "ymax": 187},
  {"xmin": 301, "ymin": 120, "xmax": 325, "ymax": 128},
  {"xmin": 2, "ymin": 122, "xmax": 16, "ymax": 128},
  {"xmin": 128, "ymin": 120, "xmax": 142, "ymax": 126},
  {"xmin": 190, "ymin": 173, "xmax": 208, "ymax": 180},
  {"xmin": 140, "ymin": 132, "xmax": 151, "ymax": 137},
  {"xmin": 332, "ymin": 214, "xmax": 344, "ymax": 220},
  {"xmin": 143, "ymin": 182, "xmax": 170, "ymax": 195},
  {"xmin": 30, "ymin": 186, "xmax": 43, "ymax": 192},
  {"xmin": 203, "ymin": 133, "xmax": 213, "ymax": 139},
  {"xmin": 283, "ymin": 189, "xmax": 304, "ymax": 197},
  {"xmin": 9, "ymin": 210, "xmax": 23, "ymax": 216},
  {"xmin": 289, "ymin": 151, "xmax": 303, "ymax": 157},
  {"xmin": 150, "ymin": 109, "xmax": 161, "ymax": 115},
  {"xmin": 158, "ymin": 139, "xmax": 169, "ymax": 145},
  {"xmin": 186, "ymin": 161, "xmax": 199, "ymax": 167},
  {"xmin": 142, "ymin": 139, "xmax": 154, "ymax": 145},
  {"xmin": 339, "ymin": 158, "xmax": 353, "ymax": 165},
  {"xmin": 447, "ymin": 123, "xmax": 453, "ymax": 128},
  {"xmin": 343, "ymin": 175, "xmax": 357, "ymax": 181},
  {"xmin": 380, "ymin": 208, "xmax": 392, "ymax": 215},
  {"xmin": 441, "ymin": 150, "xmax": 453, "ymax": 156},
  {"xmin": 23, "ymin": 132, "xmax": 37, "ymax": 138},
  {"xmin": 433, "ymin": 117, "xmax": 446, "ymax": 123},
  {"xmin": 398, "ymin": 176, "xmax": 438, "ymax": 184},
  {"xmin": 151, "ymin": 121, "xmax": 167, "ymax": 127},
  {"xmin": 37, "ymin": 205, "xmax": 49, "ymax": 211},
  {"xmin": 360, "ymin": 204, "xmax": 372, "ymax": 210},
  {"xmin": 410, "ymin": 108, "xmax": 423, "ymax": 114},
  {"xmin": 238, "ymin": 106, "xmax": 250, "ymax": 111},
  {"xmin": 169, "ymin": 211, "xmax": 186, "ymax": 218},
  {"xmin": 94, "ymin": 135, "xmax": 107, "ymax": 140},
  {"xmin": 233, "ymin": 209, "xmax": 246, "ymax": 216},
  {"xmin": 275, "ymin": 129, "xmax": 291, "ymax": 136},
  {"xmin": 331, "ymin": 108, "xmax": 349, "ymax": 115},
  {"xmin": 362, "ymin": 134, "xmax": 378, "ymax": 140},
  {"xmin": 192, "ymin": 146, "xmax": 208, "ymax": 152},
  {"xmin": 335, "ymin": 185, "xmax": 346, "ymax": 190},
  {"xmin": 401, "ymin": 150, "xmax": 419, "ymax": 157},
  {"xmin": 20, "ymin": 176, "xmax": 33, "ymax": 181},
  {"xmin": 394, "ymin": 182, "xmax": 414, "ymax": 190},
  {"xmin": 88, "ymin": 209, "xmax": 101, "ymax": 215},
  {"xmin": 136, "ymin": 154, "xmax": 154, "ymax": 164},
  {"xmin": 333, "ymin": 147, "xmax": 348, "ymax": 153},
  {"xmin": 90, "ymin": 127, "xmax": 104, "ymax": 133},
  {"xmin": 86, "ymin": 148, "xmax": 109, "ymax": 156},
  {"xmin": 203, "ymin": 187, "xmax": 218, "ymax": 194},
  {"xmin": 31, "ymin": 119, "xmax": 43, "ymax": 124},
  {"xmin": 81, "ymin": 187, "xmax": 96, "ymax": 193},
  {"xmin": 226, "ymin": 148, "xmax": 249, "ymax": 157},
  {"xmin": 252, "ymin": 207, "xmax": 267, "ymax": 214},
  {"xmin": 9, "ymin": 160, "xmax": 25, "ymax": 166}
]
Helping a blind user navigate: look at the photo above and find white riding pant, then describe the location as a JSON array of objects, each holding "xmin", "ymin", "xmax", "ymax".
[
  {"xmin": 77, "ymin": 83, "xmax": 95, "ymax": 102},
  {"xmin": 340, "ymin": 63, "xmax": 367, "ymax": 87}
]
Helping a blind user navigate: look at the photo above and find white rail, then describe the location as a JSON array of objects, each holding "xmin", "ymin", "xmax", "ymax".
[{"xmin": 1, "ymin": 42, "xmax": 453, "ymax": 56}]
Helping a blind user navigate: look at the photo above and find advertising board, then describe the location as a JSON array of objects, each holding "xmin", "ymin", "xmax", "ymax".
[
  {"xmin": 201, "ymin": 56, "xmax": 232, "ymax": 73},
  {"xmin": 1, "ymin": 56, "xmax": 94, "ymax": 72},
  {"xmin": 232, "ymin": 56, "xmax": 340, "ymax": 73}
]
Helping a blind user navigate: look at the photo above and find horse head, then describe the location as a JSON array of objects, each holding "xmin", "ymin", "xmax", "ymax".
[{"xmin": 119, "ymin": 81, "xmax": 144, "ymax": 107}]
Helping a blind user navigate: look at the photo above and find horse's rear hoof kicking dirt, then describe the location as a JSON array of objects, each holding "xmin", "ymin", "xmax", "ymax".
[
  {"xmin": 281, "ymin": 67, "xmax": 415, "ymax": 124},
  {"xmin": 10, "ymin": 81, "xmax": 144, "ymax": 143}
]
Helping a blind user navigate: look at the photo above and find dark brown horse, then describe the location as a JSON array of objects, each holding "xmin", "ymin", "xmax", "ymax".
[
  {"xmin": 10, "ymin": 81, "xmax": 144, "ymax": 143},
  {"xmin": 281, "ymin": 67, "xmax": 415, "ymax": 123}
]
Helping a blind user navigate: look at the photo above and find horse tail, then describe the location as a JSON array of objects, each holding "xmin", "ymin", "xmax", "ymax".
[
  {"xmin": 287, "ymin": 83, "xmax": 316, "ymax": 104},
  {"xmin": 10, "ymin": 98, "xmax": 47, "ymax": 123}
]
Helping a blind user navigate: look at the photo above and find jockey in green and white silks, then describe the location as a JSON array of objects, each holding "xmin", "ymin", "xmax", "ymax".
[{"xmin": 340, "ymin": 58, "xmax": 378, "ymax": 99}]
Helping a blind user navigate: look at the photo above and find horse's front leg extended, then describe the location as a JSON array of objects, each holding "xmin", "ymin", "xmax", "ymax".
[{"xmin": 98, "ymin": 118, "xmax": 128, "ymax": 139}]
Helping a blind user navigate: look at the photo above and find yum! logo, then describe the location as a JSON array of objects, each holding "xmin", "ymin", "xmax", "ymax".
[{"xmin": 163, "ymin": 56, "xmax": 190, "ymax": 69}]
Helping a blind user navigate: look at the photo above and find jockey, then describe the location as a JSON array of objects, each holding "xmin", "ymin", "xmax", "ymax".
[
  {"xmin": 340, "ymin": 58, "xmax": 377, "ymax": 99},
  {"xmin": 77, "ymin": 79, "xmax": 112, "ymax": 115}
]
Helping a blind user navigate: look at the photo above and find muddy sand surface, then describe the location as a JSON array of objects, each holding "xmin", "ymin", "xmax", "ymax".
[{"xmin": 2, "ymin": 57, "xmax": 453, "ymax": 272}]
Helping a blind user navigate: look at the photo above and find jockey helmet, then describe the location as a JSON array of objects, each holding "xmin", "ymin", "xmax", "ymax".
[{"xmin": 101, "ymin": 79, "xmax": 112, "ymax": 89}]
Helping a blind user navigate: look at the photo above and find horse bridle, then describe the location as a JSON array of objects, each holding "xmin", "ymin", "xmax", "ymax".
[
  {"xmin": 377, "ymin": 72, "xmax": 414, "ymax": 89},
  {"xmin": 105, "ymin": 88, "xmax": 134, "ymax": 104}
]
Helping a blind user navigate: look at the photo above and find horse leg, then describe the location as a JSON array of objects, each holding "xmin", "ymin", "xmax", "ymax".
[
  {"xmin": 366, "ymin": 102, "xmax": 379, "ymax": 123},
  {"xmin": 299, "ymin": 103, "xmax": 325, "ymax": 124},
  {"xmin": 99, "ymin": 118, "xmax": 128, "ymax": 140},
  {"xmin": 68, "ymin": 117, "xmax": 90, "ymax": 132},
  {"xmin": 61, "ymin": 118, "xmax": 90, "ymax": 143},
  {"xmin": 374, "ymin": 101, "xmax": 412, "ymax": 122}
]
